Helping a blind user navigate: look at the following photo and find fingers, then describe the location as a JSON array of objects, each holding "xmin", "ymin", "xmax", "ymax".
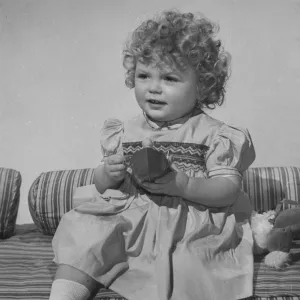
[
  {"xmin": 103, "ymin": 154, "xmax": 127, "ymax": 182},
  {"xmin": 104, "ymin": 154, "xmax": 126, "ymax": 171},
  {"xmin": 169, "ymin": 162, "xmax": 180, "ymax": 172},
  {"xmin": 106, "ymin": 168, "xmax": 126, "ymax": 181},
  {"xmin": 153, "ymin": 171, "xmax": 174, "ymax": 184},
  {"xmin": 108, "ymin": 163, "xmax": 126, "ymax": 172},
  {"xmin": 111, "ymin": 171, "xmax": 126, "ymax": 182},
  {"xmin": 106, "ymin": 154, "xmax": 124, "ymax": 165},
  {"xmin": 142, "ymin": 182, "xmax": 165, "ymax": 192}
]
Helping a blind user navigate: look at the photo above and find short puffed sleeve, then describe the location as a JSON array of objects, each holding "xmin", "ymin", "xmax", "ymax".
[
  {"xmin": 205, "ymin": 124, "xmax": 255, "ymax": 179},
  {"xmin": 99, "ymin": 118, "xmax": 124, "ymax": 162}
]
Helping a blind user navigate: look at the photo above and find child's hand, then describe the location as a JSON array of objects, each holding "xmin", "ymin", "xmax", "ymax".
[
  {"xmin": 141, "ymin": 167, "xmax": 189, "ymax": 198},
  {"xmin": 103, "ymin": 154, "xmax": 127, "ymax": 183}
]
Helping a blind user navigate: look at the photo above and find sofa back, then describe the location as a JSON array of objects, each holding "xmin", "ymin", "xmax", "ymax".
[
  {"xmin": 0, "ymin": 168, "xmax": 22, "ymax": 239},
  {"xmin": 28, "ymin": 166, "xmax": 300, "ymax": 235},
  {"xmin": 242, "ymin": 166, "xmax": 300, "ymax": 212}
]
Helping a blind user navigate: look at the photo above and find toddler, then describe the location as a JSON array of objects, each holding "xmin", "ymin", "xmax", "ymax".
[{"xmin": 49, "ymin": 10, "xmax": 256, "ymax": 300}]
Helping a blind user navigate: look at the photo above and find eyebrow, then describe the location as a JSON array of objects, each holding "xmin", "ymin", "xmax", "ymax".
[
  {"xmin": 135, "ymin": 68, "xmax": 181, "ymax": 77},
  {"xmin": 162, "ymin": 72, "xmax": 180, "ymax": 77},
  {"xmin": 135, "ymin": 68, "xmax": 148, "ymax": 73}
]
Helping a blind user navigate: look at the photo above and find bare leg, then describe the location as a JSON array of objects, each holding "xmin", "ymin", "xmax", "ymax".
[{"xmin": 54, "ymin": 264, "xmax": 104, "ymax": 300}]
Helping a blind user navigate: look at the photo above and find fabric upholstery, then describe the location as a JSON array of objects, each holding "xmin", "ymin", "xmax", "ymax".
[
  {"xmin": 242, "ymin": 166, "xmax": 300, "ymax": 212},
  {"xmin": 18, "ymin": 166, "xmax": 300, "ymax": 298},
  {"xmin": 0, "ymin": 167, "xmax": 21, "ymax": 239},
  {"xmin": 28, "ymin": 166, "xmax": 300, "ymax": 235},
  {"xmin": 1, "ymin": 224, "xmax": 299, "ymax": 300},
  {"xmin": 28, "ymin": 168, "xmax": 94, "ymax": 235}
]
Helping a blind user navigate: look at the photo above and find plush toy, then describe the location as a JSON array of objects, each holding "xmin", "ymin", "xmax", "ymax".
[{"xmin": 251, "ymin": 200, "xmax": 300, "ymax": 269}]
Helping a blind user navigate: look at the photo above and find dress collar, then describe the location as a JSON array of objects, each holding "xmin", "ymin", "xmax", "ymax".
[{"xmin": 143, "ymin": 107, "xmax": 202, "ymax": 131}]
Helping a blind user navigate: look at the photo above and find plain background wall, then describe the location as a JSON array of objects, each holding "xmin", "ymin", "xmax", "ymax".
[{"xmin": 1, "ymin": 0, "xmax": 300, "ymax": 224}]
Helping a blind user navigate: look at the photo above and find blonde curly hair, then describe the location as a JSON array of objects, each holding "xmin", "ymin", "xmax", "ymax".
[{"xmin": 123, "ymin": 10, "xmax": 231, "ymax": 109}]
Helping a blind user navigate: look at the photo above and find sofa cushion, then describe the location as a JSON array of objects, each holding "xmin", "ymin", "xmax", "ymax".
[
  {"xmin": 242, "ymin": 166, "xmax": 300, "ymax": 212},
  {"xmin": 0, "ymin": 167, "xmax": 22, "ymax": 239},
  {"xmin": 0, "ymin": 224, "xmax": 300, "ymax": 300},
  {"xmin": 283, "ymin": 179, "xmax": 300, "ymax": 209},
  {"xmin": 29, "ymin": 166, "xmax": 300, "ymax": 235},
  {"xmin": 0, "ymin": 224, "xmax": 127, "ymax": 300},
  {"xmin": 28, "ymin": 169, "xmax": 94, "ymax": 235}
]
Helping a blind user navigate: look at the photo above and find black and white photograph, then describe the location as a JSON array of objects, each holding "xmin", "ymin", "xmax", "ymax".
[{"xmin": 0, "ymin": 1, "xmax": 300, "ymax": 299}]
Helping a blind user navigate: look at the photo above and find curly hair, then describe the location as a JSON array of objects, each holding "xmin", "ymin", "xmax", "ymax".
[{"xmin": 122, "ymin": 10, "xmax": 231, "ymax": 109}]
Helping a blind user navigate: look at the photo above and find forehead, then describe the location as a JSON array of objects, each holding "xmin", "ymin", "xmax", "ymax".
[
  {"xmin": 136, "ymin": 59, "xmax": 172, "ymax": 71},
  {"xmin": 136, "ymin": 60, "xmax": 192, "ymax": 76}
]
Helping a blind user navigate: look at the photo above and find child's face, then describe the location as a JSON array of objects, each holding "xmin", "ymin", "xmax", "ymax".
[{"xmin": 134, "ymin": 60, "xmax": 198, "ymax": 122}]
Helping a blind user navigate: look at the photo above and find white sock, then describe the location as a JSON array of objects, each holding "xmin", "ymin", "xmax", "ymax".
[{"xmin": 49, "ymin": 279, "xmax": 91, "ymax": 300}]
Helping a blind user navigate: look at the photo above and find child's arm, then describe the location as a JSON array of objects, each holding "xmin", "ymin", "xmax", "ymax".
[
  {"xmin": 94, "ymin": 154, "xmax": 126, "ymax": 194},
  {"xmin": 142, "ymin": 171, "xmax": 241, "ymax": 207},
  {"xmin": 141, "ymin": 125, "xmax": 255, "ymax": 207},
  {"xmin": 182, "ymin": 175, "xmax": 241, "ymax": 207}
]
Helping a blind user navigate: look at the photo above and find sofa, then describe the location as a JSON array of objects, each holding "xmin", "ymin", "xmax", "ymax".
[{"xmin": 0, "ymin": 166, "xmax": 300, "ymax": 300}]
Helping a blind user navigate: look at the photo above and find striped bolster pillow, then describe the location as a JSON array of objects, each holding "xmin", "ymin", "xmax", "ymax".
[
  {"xmin": 242, "ymin": 166, "xmax": 300, "ymax": 212},
  {"xmin": 0, "ymin": 168, "xmax": 22, "ymax": 239},
  {"xmin": 28, "ymin": 166, "xmax": 300, "ymax": 235},
  {"xmin": 28, "ymin": 168, "xmax": 95, "ymax": 235}
]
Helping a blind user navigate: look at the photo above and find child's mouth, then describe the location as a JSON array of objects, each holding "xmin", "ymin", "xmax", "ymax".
[{"xmin": 147, "ymin": 99, "xmax": 166, "ymax": 105}]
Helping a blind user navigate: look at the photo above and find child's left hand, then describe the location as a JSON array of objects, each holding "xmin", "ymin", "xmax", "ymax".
[{"xmin": 141, "ymin": 166, "xmax": 189, "ymax": 198}]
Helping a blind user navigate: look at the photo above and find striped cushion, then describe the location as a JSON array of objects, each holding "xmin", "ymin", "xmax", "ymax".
[
  {"xmin": 0, "ymin": 224, "xmax": 126, "ymax": 300},
  {"xmin": 246, "ymin": 298, "xmax": 300, "ymax": 300},
  {"xmin": 0, "ymin": 224, "xmax": 299, "ymax": 299},
  {"xmin": 28, "ymin": 166, "xmax": 300, "ymax": 235},
  {"xmin": 28, "ymin": 169, "xmax": 94, "ymax": 235},
  {"xmin": 252, "ymin": 240, "xmax": 300, "ymax": 297},
  {"xmin": 284, "ymin": 177, "xmax": 300, "ymax": 209},
  {"xmin": 243, "ymin": 167, "xmax": 300, "ymax": 212},
  {"xmin": 0, "ymin": 168, "xmax": 21, "ymax": 239}
]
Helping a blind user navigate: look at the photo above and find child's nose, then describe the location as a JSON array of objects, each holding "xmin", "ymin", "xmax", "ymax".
[{"xmin": 149, "ymin": 79, "xmax": 162, "ymax": 94}]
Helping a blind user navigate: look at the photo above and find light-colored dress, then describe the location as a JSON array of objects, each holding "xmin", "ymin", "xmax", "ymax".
[{"xmin": 52, "ymin": 111, "xmax": 256, "ymax": 300}]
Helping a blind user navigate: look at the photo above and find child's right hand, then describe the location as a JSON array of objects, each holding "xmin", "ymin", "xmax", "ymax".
[{"xmin": 103, "ymin": 154, "xmax": 127, "ymax": 183}]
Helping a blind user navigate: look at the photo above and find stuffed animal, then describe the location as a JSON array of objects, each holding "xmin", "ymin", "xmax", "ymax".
[{"xmin": 251, "ymin": 200, "xmax": 300, "ymax": 269}]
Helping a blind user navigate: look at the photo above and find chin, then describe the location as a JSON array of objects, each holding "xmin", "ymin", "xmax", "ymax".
[{"xmin": 145, "ymin": 111, "xmax": 169, "ymax": 122}]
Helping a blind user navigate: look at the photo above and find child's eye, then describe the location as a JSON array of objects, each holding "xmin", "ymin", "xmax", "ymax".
[
  {"xmin": 165, "ymin": 76, "xmax": 178, "ymax": 82},
  {"xmin": 136, "ymin": 74, "xmax": 148, "ymax": 79}
]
